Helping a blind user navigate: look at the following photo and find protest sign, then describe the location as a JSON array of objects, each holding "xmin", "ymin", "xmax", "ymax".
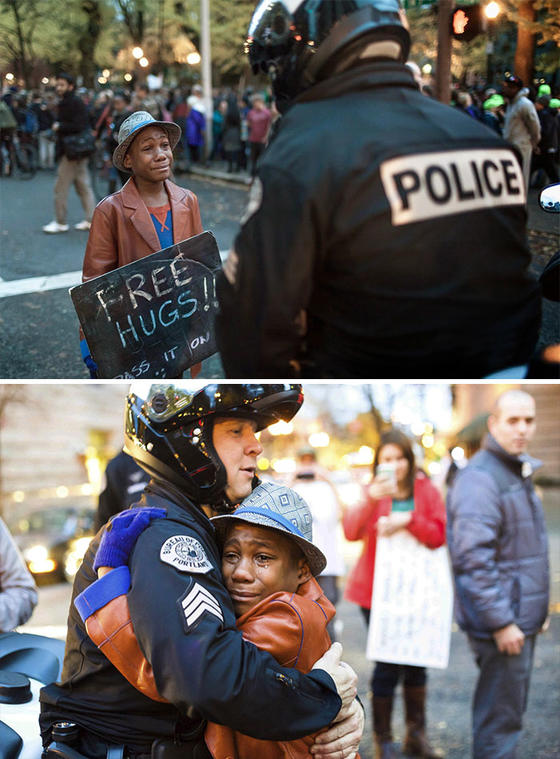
[
  {"xmin": 70, "ymin": 232, "xmax": 221, "ymax": 379},
  {"xmin": 366, "ymin": 530, "xmax": 453, "ymax": 669}
]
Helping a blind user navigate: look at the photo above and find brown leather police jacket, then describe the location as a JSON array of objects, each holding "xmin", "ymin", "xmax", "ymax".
[{"xmin": 82, "ymin": 177, "xmax": 203, "ymax": 282}]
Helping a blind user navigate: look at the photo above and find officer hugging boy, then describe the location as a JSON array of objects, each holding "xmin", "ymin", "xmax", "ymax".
[{"xmin": 75, "ymin": 481, "xmax": 341, "ymax": 759}]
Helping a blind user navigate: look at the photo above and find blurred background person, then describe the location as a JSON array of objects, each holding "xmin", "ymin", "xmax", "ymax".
[
  {"xmin": 247, "ymin": 93, "xmax": 272, "ymax": 177},
  {"xmin": 186, "ymin": 84, "xmax": 206, "ymax": 164},
  {"xmin": 502, "ymin": 74, "xmax": 541, "ymax": 194},
  {"xmin": 42, "ymin": 72, "xmax": 96, "ymax": 234},
  {"xmin": 343, "ymin": 429, "xmax": 446, "ymax": 759},
  {"xmin": 209, "ymin": 98, "xmax": 226, "ymax": 162},
  {"xmin": 222, "ymin": 93, "xmax": 242, "ymax": 173},
  {"xmin": 94, "ymin": 448, "xmax": 150, "ymax": 532},
  {"xmin": 105, "ymin": 90, "xmax": 133, "ymax": 192},
  {"xmin": 481, "ymin": 93, "xmax": 505, "ymax": 135},
  {"xmin": 31, "ymin": 90, "xmax": 55, "ymax": 169},
  {"xmin": 531, "ymin": 95, "xmax": 559, "ymax": 187},
  {"xmin": 0, "ymin": 515, "xmax": 38, "ymax": 632},
  {"xmin": 289, "ymin": 446, "xmax": 345, "ymax": 641}
]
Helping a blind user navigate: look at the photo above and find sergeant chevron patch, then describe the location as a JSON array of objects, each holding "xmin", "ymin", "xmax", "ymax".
[{"xmin": 179, "ymin": 582, "xmax": 224, "ymax": 631}]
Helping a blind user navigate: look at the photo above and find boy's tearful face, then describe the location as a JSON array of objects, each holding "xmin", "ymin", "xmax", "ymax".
[{"xmin": 222, "ymin": 523, "xmax": 310, "ymax": 617}]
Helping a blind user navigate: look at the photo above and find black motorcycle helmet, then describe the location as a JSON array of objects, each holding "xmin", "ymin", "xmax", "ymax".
[
  {"xmin": 247, "ymin": 0, "xmax": 411, "ymax": 111},
  {"xmin": 124, "ymin": 383, "xmax": 303, "ymax": 511}
]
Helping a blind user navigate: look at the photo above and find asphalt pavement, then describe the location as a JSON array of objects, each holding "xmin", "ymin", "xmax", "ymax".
[
  {"xmin": 0, "ymin": 168, "xmax": 558, "ymax": 379},
  {"xmin": 0, "ymin": 168, "xmax": 249, "ymax": 378}
]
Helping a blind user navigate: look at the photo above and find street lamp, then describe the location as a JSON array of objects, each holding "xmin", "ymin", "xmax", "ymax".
[
  {"xmin": 139, "ymin": 57, "xmax": 150, "ymax": 68},
  {"xmin": 484, "ymin": 2, "xmax": 501, "ymax": 86},
  {"xmin": 132, "ymin": 46, "xmax": 144, "ymax": 60}
]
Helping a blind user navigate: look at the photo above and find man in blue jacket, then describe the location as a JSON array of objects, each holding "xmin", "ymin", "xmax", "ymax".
[{"xmin": 447, "ymin": 390, "xmax": 549, "ymax": 759}]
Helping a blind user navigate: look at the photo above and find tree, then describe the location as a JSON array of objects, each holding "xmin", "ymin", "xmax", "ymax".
[
  {"xmin": 210, "ymin": 0, "xmax": 254, "ymax": 83},
  {"xmin": 79, "ymin": 1, "xmax": 104, "ymax": 87},
  {"xmin": 0, "ymin": 0, "xmax": 45, "ymax": 88},
  {"xmin": 493, "ymin": 0, "xmax": 559, "ymax": 83}
]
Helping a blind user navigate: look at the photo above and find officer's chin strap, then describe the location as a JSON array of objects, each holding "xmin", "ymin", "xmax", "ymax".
[{"xmin": 211, "ymin": 474, "xmax": 262, "ymax": 515}]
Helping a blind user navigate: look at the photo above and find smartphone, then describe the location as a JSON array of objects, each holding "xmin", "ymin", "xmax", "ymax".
[{"xmin": 376, "ymin": 462, "xmax": 397, "ymax": 486}]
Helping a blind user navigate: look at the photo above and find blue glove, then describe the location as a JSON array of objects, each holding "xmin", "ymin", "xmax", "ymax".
[
  {"xmin": 80, "ymin": 338, "xmax": 98, "ymax": 379},
  {"xmin": 93, "ymin": 506, "xmax": 167, "ymax": 570}
]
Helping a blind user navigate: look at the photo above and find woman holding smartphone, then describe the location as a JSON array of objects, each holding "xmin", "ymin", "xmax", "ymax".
[{"xmin": 343, "ymin": 429, "xmax": 446, "ymax": 759}]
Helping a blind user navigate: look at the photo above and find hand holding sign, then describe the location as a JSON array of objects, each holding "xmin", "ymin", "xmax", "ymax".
[{"xmin": 70, "ymin": 232, "xmax": 221, "ymax": 379}]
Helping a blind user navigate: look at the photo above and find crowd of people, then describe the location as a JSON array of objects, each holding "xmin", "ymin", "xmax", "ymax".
[
  {"xmin": 450, "ymin": 79, "xmax": 560, "ymax": 189},
  {"xmin": 2, "ymin": 73, "xmax": 558, "ymax": 187}
]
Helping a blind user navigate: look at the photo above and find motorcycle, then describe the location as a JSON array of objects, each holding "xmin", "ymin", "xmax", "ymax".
[{"xmin": 0, "ymin": 632, "xmax": 65, "ymax": 759}]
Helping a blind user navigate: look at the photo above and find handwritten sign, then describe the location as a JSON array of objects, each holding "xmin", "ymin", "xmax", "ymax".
[
  {"xmin": 70, "ymin": 232, "xmax": 221, "ymax": 379},
  {"xmin": 366, "ymin": 531, "xmax": 453, "ymax": 669}
]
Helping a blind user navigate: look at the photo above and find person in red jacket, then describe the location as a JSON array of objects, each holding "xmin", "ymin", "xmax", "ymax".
[{"xmin": 343, "ymin": 429, "xmax": 445, "ymax": 759}]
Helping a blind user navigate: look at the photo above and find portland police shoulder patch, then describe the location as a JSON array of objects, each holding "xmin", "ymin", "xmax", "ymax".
[{"xmin": 160, "ymin": 535, "xmax": 213, "ymax": 574}]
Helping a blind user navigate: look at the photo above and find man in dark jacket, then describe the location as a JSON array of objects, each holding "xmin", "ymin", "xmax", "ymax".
[
  {"xmin": 447, "ymin": 390, "xmax": 549, "ymax": 759},
  {"xmin": 216, "ymin": 0, "xmax": 540, "ymax": 379},
  {"xmin": 94, "ymin": 449, "xmax": 149, "ymax": 532},
  {"xmin": 40, "ymin": 383, "xmax": 363, "ymax": 759},
  {"xmin": 42, "ymin": 72, "xmax": 96, "ymax": 234}
]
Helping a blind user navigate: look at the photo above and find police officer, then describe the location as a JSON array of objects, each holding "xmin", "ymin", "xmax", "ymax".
[
  {"xmin": 216, "ymin": 0, "xmax": 541, "ymax": 379},
  {"xmin": 40, "ymin": 383, "xmax": 363, "ymax": 759},
  {"xmin": 94, "ymin": 449, "xmax": 150, "ymax": 532}
]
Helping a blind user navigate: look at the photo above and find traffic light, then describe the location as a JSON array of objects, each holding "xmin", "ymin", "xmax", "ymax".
[{"xmin": 450, "ymin": 4, "xmax": 484, "ymax": 41}]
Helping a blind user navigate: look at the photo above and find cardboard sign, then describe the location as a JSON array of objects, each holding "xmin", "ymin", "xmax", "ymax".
[
  {"xmin": 366, "ymin": 530, "xmax": 453, "ymax": 669},
  {"xmin": 70, "ymin": 232, "xmax": 221, "ymax": 379}
]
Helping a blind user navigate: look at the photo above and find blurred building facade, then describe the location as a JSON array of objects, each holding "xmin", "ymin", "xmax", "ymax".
[{"xmin": 0, "ymin": 384, "xmax": 127, "ymax": 520}]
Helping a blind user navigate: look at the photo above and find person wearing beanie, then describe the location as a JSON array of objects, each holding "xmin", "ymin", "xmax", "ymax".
[{"xmin": 482, "ymin": 94, "xmax": 505, "ymax": 134}]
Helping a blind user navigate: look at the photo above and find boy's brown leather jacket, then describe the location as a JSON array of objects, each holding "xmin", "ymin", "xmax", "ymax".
[
  {"xmin": 82, "ymin": 177, "xmax": 203, "ymax": 282},
  {"xmin": 85, "ymin": 576, "xmax": 336, "ymax": 758}
]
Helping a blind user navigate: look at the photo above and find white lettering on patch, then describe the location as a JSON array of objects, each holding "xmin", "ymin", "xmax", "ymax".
[
  {"xmin": 160, "ymin": 535, "xmax": 213, "ymax": 574},
  {"xmin": 181, "ymin": 582, "xmax": 223, "ymax": 629},
  {"xmin": 380, "ymin": 148, "xmax": 525, "ymax": 226}
]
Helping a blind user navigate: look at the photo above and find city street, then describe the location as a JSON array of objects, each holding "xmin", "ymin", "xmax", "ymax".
[
  {"xmin": 19, "ymin": 488, "xmax": 560, "ymax": 759},
  {"xmin": 0, "ymin": 170, "xmax": 558, "ymax": 379},
  {"xmin": 0, "ymin": 169, "xmax": 249, "ymax": 378}
]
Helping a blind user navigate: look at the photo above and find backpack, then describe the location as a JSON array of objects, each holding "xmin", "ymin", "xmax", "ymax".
[
  {"xmin": 0, "ymin": 101, "xmax": 17, "ymax": 130},
  {"xmin": 22, "ymin": 108, "xmax": 39, "ymax": 135}
]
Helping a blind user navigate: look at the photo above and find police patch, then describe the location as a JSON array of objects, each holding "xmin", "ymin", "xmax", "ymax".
[
  {"xmin": 179, "ymin": 581, "xmax": 224, "ymax": 631},
  {"xmin": 160, "ymin": 535, "xmax": 213, "ymax": 574},
  {"xmin": 380, "ymin": 148, "xmax": 526, "ymax": 226}
]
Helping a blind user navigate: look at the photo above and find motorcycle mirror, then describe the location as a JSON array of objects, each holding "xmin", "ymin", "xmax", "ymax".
[{"xmin": 539, "ymin": 183, "xmax": 560, "ymax": 213}]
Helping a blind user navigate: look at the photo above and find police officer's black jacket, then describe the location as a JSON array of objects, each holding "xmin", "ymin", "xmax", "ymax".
[
  {"xmin": 216, "ymin": 61, "xmax": 541, "ymax": 379},
  {"xmin": 40, "ymin": 482, "xmax": 340, "ymax": 754}
]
